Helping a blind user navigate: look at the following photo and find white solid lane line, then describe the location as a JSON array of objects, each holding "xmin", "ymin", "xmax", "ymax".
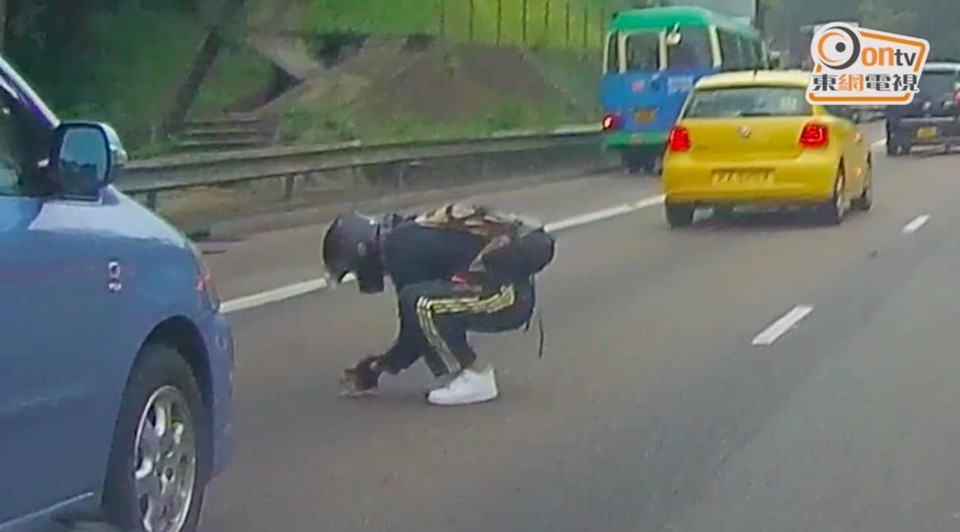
[
  {"xmin": 221, "ymin": 194, "xmax": 667, "ymax": 314},
  {"xmin": 902, "ymin": 214, "xmax": 930, "ymax": 234},
  {"xmin": 751, "ymin": 305, "xmax": 815, "ymax": 346},
  {"xmin": 221, "ymin": 278, "xmax": 329, "ymax": 314},
  {"xmin": 544, "ymin": 195, "xmax": 665, "ymax": 232},
  {"xmin": 221, "ymin": 272, "xmax": 360, "ymax": 313}
]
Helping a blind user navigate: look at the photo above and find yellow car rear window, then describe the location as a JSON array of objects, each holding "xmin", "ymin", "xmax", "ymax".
[{"xmin": 684, "ymin": 86, "xmax": 811, "ymax": 118}]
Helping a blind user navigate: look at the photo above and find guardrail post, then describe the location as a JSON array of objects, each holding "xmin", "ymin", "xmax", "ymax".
[
  {"xmin": 397, "ymin": 160, "xmax": 422, "ymax": 190},
  {"xmin": 283, "ymin": 174, "xmax": 296, "ymax": 200},
  {"xmin": 396, "ymin": 162, "xmax": 407, "ymax": 190},
  {"xmin": 478, "ymin": 153, "xmax": 487, "ymax": 179},
  {"xmin": 146, "ymin": 191, "xmax": 159, "ymax": 210}
]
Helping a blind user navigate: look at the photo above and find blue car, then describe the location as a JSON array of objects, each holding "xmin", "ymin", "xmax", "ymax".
[
  {"xmin": 0, "ymin": 55, "xmax": 234, "ymax": 531},
  {"xmin": 600, "ymin": 6, "xmax": 769, "ymax": 173}
]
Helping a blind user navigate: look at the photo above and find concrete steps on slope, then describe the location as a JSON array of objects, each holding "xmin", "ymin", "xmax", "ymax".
[{"xmin": 172, "ymin": 114, "xmax": 276, "ymax": 153}]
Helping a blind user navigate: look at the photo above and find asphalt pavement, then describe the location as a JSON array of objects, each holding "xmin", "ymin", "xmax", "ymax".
[{"xmin": 196, "ymin": 133, "xmax": 960, "ymax": 531}]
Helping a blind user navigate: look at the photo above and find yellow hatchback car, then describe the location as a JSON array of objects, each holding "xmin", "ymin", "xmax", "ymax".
[{"xmin": 661, "ymin": 70, "xmax": 872, "ymax": 228}]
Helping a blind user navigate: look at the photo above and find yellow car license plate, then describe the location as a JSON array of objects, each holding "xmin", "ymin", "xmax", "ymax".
[
  {"xmin": 916, "ymin": 126, "xmax": 938, "ymax": 139},
  {"xmin": 712, "ymin": 169, "xmax": 772, "ymax": 184},
  {"xmin": 635, "ymin": 109, "xmax": 654, "ymax": 122}
]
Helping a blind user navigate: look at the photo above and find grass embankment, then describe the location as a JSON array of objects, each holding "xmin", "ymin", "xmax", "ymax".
[
  {"xmin": 272, "ymin": 0, "xmax": 606, "ymax": 145},
  {"xmin": 276, "ymin": 44, "xmax": 599, "ymax": 145}
]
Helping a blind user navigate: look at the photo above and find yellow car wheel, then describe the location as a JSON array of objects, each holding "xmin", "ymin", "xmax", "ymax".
[
  {"xmin": 818, "ymin": 167, "xmax": 847, "ymax": 225},
  {"xmin": 853, "ymin": 170, "xmax": 873, "ymax": 212},
  {"xmin": 665, "ymin": 203, "xmax": 695, "ymax": 228}
]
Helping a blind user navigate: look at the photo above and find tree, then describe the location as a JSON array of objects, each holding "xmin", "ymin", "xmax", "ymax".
[
  {"xmin": 159, "ymin": 0, "xmax": 249, "ymax": 138},
  {"xmin": 0, "ymin": 0, "xmax": 7, "ymax": 50}
]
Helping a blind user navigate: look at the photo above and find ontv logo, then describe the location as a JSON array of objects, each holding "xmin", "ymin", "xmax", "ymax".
[{"xmin": 805, "ymin": 22, "xmax": 930, "ymax": 105}]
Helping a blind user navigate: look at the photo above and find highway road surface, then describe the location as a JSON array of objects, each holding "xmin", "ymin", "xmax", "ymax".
[{"xmin": 197, "ymin": 135, "xmax": 960, "ymax": 531}]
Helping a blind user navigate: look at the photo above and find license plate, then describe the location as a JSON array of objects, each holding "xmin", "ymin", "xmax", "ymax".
[
  {"xmin": 917, "ymin": 126, "xmax": 938, "ymax": 139},
  {"xmin": 635, "ymin": 109, "xmax": 654, "ymax": 122},
  {"xmin": 712, "ymin": 170, "xmax": 772, "ymax": 184}
]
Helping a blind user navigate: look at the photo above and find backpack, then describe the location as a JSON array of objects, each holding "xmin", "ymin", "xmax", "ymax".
[{"xmin": 414, "ymin": 203, "xmax": 556, "ymax": 279}]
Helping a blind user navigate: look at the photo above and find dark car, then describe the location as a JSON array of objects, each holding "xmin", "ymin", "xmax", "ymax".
[{"xmin": 885, "ymin": 62, "xmax": 960, "ymax": 156}]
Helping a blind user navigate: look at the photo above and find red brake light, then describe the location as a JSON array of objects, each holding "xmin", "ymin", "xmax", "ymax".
[
  {"xmin": 602, "ymin": 114, "xmax": 620, "ymax": 131},
  {"xmin": 800, "ymin": 123, "xmax": 829, "ymax": 148},
  {"xmin": 667, "ymin": 126, "xmax": 691, "ymax": 152}
]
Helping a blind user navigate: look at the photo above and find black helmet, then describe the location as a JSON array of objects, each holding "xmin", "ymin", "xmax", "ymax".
[{"xmin": 322, "ymin": 212, "xmax": 385, "ymax": 293}]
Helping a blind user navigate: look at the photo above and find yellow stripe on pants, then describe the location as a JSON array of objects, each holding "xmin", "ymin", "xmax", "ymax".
[{"xmin": 415, "ymin": 285, "xmax": 517, "ymax": 374}]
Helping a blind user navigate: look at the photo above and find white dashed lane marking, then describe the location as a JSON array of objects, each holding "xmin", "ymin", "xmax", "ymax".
[
  {"xmin": 751, "ymin": 305, "xmax": 815, "ymax": 346},
  {"xmin": 902, "ymin": 214, "xmax": 930, "ymax": 234}
]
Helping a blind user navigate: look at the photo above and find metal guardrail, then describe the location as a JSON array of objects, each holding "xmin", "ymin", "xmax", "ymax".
[{"xmin": 120, "ymin": 124, "xmax": 602, "ymax": 208}]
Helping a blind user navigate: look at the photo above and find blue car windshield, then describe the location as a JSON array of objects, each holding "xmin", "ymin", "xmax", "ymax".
[
  {"xmin": 666, "ymin": 27, "xmax": 712, "ymax": 69},
  {"xmin": 625, "ymin": 31, "xmax": 660, "ymax": 71}
]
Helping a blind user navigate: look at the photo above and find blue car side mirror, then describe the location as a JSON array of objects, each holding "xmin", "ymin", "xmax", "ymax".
[{"xmin": 50, "ymin": 121, "xmax": 113, "ymax": 200}]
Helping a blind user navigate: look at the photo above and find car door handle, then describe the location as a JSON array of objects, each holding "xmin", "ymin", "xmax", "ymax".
[{"xmin": 107, "ymin": 260, "xmax": 122, "ymax": 292}]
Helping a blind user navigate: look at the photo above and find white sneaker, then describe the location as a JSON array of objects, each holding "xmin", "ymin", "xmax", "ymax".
[{"xmin": 427, "ymin": 366, "xmax": 499, "ymax": 406}]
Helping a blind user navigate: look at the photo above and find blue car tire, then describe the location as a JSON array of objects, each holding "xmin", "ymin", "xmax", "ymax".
[{"xmin": 101, "ymin": 343, "xmax": 209, "ymax": 532}]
